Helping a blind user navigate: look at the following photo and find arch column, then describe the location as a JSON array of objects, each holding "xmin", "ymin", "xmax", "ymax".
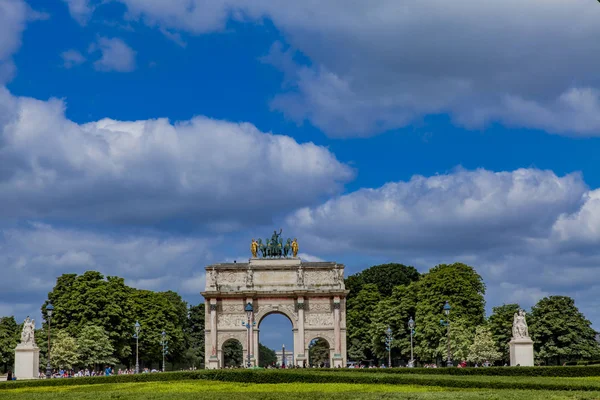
[
  {"xmin": 332, "ymin": 296, "xmax": 344, "ymax": 367},
  {"xmin": 207, "ymin": 300, "xmax": 219, "ymax": 369},
  {"xmin": 295, "ymin": 297, "xmax": 307, "ymax": 366}
]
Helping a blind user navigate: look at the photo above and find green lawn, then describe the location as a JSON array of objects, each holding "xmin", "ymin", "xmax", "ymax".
[{"xmin": 3, "ymin": 380, "xmax": 600, "ymax": 400}]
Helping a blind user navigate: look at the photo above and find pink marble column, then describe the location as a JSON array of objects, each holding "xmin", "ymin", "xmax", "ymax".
[
  {"xmin": 210, "ymin": 300, "xmax": 218, "ymax": 355},
  {"xmin": 333, "ymin": 296, "xmax": 341, "ymax": 354}
]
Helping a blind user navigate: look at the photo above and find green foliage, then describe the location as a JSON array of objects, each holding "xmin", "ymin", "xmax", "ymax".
[
  {"xmin": 529, "ymin": 296, "xmax": 600, "ymax": 365},
  {"xmin": 77, "ymin": 324, "xmax": 118, "ymax": 369},
  {"xmin": 436, "ymin": 318, "xmax": 474, "ymax": 363},
  {"xmin": 345, "ymin": 263, "xmax": 420, "ymax": 298},
  {"xmin": 346, "ymin": 284, "xmax": 381, "ymax": 361},
  {"xmin": 51, "ymin": 330, "xmax": 79, "ymax": 369},
  {"xmin": 184, "ymin": 303, "xmax": 205, "ymax": 368},
  {"xmin": 414, "ymin": 263, "xmax": 485, "ymax": 361},
  {"xmin": 0, "ymin": 316, "xmax": 18, "ymax": 372},
  {"xmin": 222, "ymin": 340, "xmax": 243, "ymax": 367},
  {"xmin": 468, "ymin": 326, "xmax": 501, "ymax": 364},
  {"xmin": 370, "ymin": 283, "xmax": 418, "ymax": 363},
  {"xmin": 488, "ymin": 304, "xmax": 520, "ymax": 364},
  {"xmin": 309, "ymin": 338, "xmax": 330, "ymax": 367},
  {"xmin": 258, "ymin": 343, "xmax": 277, "ymax": 367}
]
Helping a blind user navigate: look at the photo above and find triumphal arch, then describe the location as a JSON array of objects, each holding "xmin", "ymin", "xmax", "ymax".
[{"xmin": 201, "ymin": 231, "xmax": 347, "ymax": 368}]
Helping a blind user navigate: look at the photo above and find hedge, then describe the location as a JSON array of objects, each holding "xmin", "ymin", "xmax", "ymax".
[
  {"xmin": 2, "ymin": 369, "xmax": 600, "ymax": 392},
  {"xmin": 319, "ymin": 366, "xmax": 600, "ymax": 377}
]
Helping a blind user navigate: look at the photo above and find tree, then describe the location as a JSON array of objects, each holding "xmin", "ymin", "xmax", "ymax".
[
  {"xmin": 414, "ymin": 263, "xmax": 485, "ymax": 362},
  {"xmin": 51, "ymin": 330, "xmax": 79, "ymax": 369},
  {"xmin": 530, "ymin": 296, "xmax": 600, "ymax": 365},
  {"xmin": 184, "ymin": 303, "xmax": 205, "ymax": 368},
  {"xmin": 0, "ymin": 316, "xmax": 18, "ymax": 373},
  {"xmin": 346, "ymin": 263, "xmax": 420, "ymax": 298},
  {"xmin": 488, "ymin": 304, "xmax": 520, "ymax": 364},
  {"xmin": 222, "ymin": 340, "xmax": 243, "ymax": 367},
  {"xmin": 309, "ymin": 338, "xmax": 330, "ymax": 367},
  {"xmin": 468, "ymin": 325, "xmax": 501, "ymax": 364},
  {"xmin": 370, "ymin": 283, "xmax": 418, "ymax": 364},
  {"xmin": 77, "ymin": 324, "xmax": 118, "ymax": 370},
  {"xmin": 258, "ymin": 343, "xmax": 277, "ymax": 367},
  {"xmin": 346, "ymin": 284, "xmax": 381, "ymax": 361},
  {"xmin": 437, "ymin": 318, "xmax": 474, "ymax": 363}
]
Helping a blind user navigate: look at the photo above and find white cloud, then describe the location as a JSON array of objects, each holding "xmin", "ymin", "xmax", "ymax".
[
  {"xmin": 62, "ymin": 0, "xmax": 95, "ymax": 26},
  {"xmin": 0, "ymin": 221, "xmax": 215, "ymax": 319},
  {"xmin": 61, "ymin": 49, "xmax": 86, "ymax": 68},
  {"xmin": 0, "ymin": 0, "xmax": 27, "ymax": 83},
  {"xmin": 0, "ymin": 87, "xmax": 353, "ymax": 229},
  {"xmin": 90, "ymin": 37, "xmax": 136, "ymax": 73},
  {"xmin": 106, "ymin": 0, "xmax": 600, "ymax": 137},
  {"xmin": 285, "ymin": 167, "xmax": 600, "ymax": 327}
]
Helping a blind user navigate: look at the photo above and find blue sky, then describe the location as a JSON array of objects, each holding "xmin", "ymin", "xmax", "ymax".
[{"xmin": 2, "ymin": 0, "xmax": 600, "ymax": 353}]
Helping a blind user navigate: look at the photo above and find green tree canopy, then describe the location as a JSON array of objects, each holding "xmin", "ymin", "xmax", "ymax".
[
  {"xmin": 530, "ymin": 296, "xmax": 600, "ymax": 365},
  {"xmin": 488, "ymin": 303, "xmax": 520, "ymax": 364},
  {"xmin": 468, "ymin": 325, "xmax": 501, "ymax": 364},
  {"xmin": 0, "ymin": 316, "xmax": 18, "ymax": 373},
  {"xmin": 346, "ymin": 263, "xmax": 420, "ymax": 298},
  {"xmin": 184, "ymin": 303, "xmax": 205, "ymax": 368},
  {"xmin": 309, "ymin": 338, "xmax": 330, "ymax": 367},
  {"xmin": 346, "ymin": 284, "xmax": 381, "ymax": 361},
  {"xmin": 258, "ymin": 343, "xmax": 277, "ymax": 367},
  {"xmin": 414, "ymin": 263, "xmax": 485, "ymax": 361},
  {"xmin": 436, "ymin": 318, "xmax": 474, "ymax": 363},
  {"xmin": 77, "ymin": 324, "xmax": 118, "ymax": 369},
  {"xmin": 51, "ymin": 330, "xmax": 79, "ymax": 369}
]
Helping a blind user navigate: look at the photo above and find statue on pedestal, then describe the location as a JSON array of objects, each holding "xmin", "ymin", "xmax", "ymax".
[
  {"xmin": 291, "ymin": 238, "xmax": 299, "ymax": 258},
  {"xmin": 509, "ymin": 308, "xmax": 534, "ymax": 366},
  {"xmin": 250, "ymin": 239, "xmax": 259, "ymax": 258}
]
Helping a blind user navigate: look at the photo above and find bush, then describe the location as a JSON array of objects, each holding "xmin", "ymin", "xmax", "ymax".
[{"xmin": 319, "ymin": 366, "xmax": 600, "ymax": 377}]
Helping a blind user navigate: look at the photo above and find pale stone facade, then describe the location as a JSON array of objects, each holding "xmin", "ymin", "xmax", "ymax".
[{"xmin": 202, "ymin": 258, "xmax": 347, "ymax": 368}]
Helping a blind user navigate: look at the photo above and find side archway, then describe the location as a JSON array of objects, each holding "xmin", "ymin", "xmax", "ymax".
[
  {"xmin": 308, "ymin": 337, "xmax": 332, "ymax": 367},
  {"xmin": 221, "ymin": 338, "xmax": 243, "ymax": 368}
]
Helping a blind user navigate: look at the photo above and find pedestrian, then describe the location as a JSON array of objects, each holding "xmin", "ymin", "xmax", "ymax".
[{"xmin": 6, "ymin": 370, "xmax": 12, "ymax": 381}]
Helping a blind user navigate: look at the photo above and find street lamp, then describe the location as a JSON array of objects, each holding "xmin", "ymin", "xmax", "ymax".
[
  {"xmin": 45, "ymin": 304, "xmax": 54, "ymax": 379},
  {"xmin": 385, "ymin": 326, "xmax": 393, "ymax": 368},
  {"xmin": 134, "ymin": 321, "xmax": 141, "ymax": 374},
  {"xmin": 282, "ymin": 344, "xmax": 286, "ymax": 368},
  {"xmin": 161, "ymin": 331, "xmax": 169, "ymax": 372},
  {"xmin": 242, "ymin": 302, "xmax": 255, "ymax": 368},
  {"xmin": 408, "ymin": 317, "xmax": 415, "ymax": 368},
  {"xmin": 440, "ymin": 301, "xmax": 452, "ymax": 367}
]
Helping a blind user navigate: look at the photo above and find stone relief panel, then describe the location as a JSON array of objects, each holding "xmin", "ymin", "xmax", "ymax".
[
  {"xmin": 305, "ymin": 313, "xmax": 333, "ymax": 327},
  {"xmin": 307, "ymin": 301, "xmax": 331, "ymax": 313},
  {"xmin": 253, "ymin": 270, "xmax": 295, "ymax": 286},
  {"xmin": 218, "ymin": 314, "xmax": 246, "ymax": 329},
  {"xmin": 221, "ymin": 303, "xmax": 245, "ymax": 313},
  {"xmin": 217, "ymin": 331, "xmax": 247, "ymax": 349},
  {"xmin": 218, "ymin": 271, "xmax": 244, "ymax": 286},
  {"xmin": 304, "ymin": 270, "xmax": 333, "ymax": 286}
]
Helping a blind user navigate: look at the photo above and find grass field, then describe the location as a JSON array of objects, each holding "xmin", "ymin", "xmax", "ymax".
[
  {"xmin": 3, "ymin": 380, "xmax": 600, "ymax": 400},
  {"xmin": 2, "ymin": 369, "xmax": 600, "ymax": 399}
]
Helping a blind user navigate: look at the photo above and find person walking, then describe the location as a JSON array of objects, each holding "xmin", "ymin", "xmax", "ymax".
[{"xmin": 6, "ymin": 370, "xmax": 13, "ymax": 381}]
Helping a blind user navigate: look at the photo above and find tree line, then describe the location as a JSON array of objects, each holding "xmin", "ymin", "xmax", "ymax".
[
  {"xmin": 346, "ymin": 262, "xmax": 600, "ymax": 366},
  {"xmin": 1, "ymin": 263, "xmax": 599, "ymax": 372}
]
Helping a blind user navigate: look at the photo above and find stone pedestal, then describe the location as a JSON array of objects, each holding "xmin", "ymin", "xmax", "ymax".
[
  {"xmin": 207, "ymin": 355, "xmax": 220, "ymax": 369},
  {"xmin": 332, "ymin": 354, "xmax": 344, "ymax": 368},
  {"xmin": 14, "ymin": 344, "xmax": 40, "ymax": 379},
  {"xmin": 509, "ymin": 337, "xmax": 534, "ymax": 366}
]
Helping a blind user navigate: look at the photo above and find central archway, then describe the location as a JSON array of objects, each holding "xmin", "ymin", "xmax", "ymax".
[{"xmin": 257, "ymin": 312, "xmax": 294, "ymax": 367}]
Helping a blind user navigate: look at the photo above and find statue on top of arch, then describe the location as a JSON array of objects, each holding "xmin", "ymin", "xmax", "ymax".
[{"xmin": 251, "ymin": 229, "xmax": 299, "ymax": 258}]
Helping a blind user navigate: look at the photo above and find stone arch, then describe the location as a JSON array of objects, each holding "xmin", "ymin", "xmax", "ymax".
[
  {"xmin": 307, "ymin": 336, "xmax": 333, "ymax": 368},
  {"xmin": 221, "ymin": 338, "xmax": 244, "ymax": 368},
  {"xmin": 202, "ymin": 256, "xmax": 347, "ymax": 369}
]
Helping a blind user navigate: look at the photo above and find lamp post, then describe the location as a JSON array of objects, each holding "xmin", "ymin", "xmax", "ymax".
[
  {"xmin": 45, "ymin": 304, "xmax": 54, "ymax": 379},
  {"xmin": 282, "ymin": 344, "xmax": 286, "ymax": 368},
  {"xmin": 161, "ymin": 331, "xmax": 168, "ymax": 372},
  {"xmin": 385, "ymin": 326, "xmax": 393, "ymax": 368},
  {"xmin": 440, "ymin": 301, "xmax": 452, "ymax": 367},
  {"xmin": 243, "ymin": 302, "xmax": 255, "ymax": 368},
  {"xmin": 408, "ymin": 317, "xmax": 415, "ymax": 368},
  {"xmin": 134, "ymin": 321, "xmax": 141, "ymax": 374}
]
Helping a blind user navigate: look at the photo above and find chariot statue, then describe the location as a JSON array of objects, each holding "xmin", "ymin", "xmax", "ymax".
[{"xmin": 251, "ymin": 229, "xmax": 298, "ymax": 259}]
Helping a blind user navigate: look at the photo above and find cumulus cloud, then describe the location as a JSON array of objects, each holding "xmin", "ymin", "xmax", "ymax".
[
  {"xmin": 62, "ymin": 0, "xmax": 95, "ymax": 26},
  {"xmin": 104, "ymin": 0, "xmax": 600, "ymax": 137},
  {"xmin": 61, "ymin": 49, "xmax": 86, "ymax": 68},
  {"xmin": 0, "ymin": 221, "xmax": 215, "ymax": 320},
  {"xmin": 90, "ymin": 37, "xmax": 136, "ymax": 72},
  {"xmin": 0, "ymin": 88, "xmax": 352, "ymax": 229},
  {"xmin": 0, "ymin": 0, "xmax": 27, "ymax": 83},
  {"xmin": 285, "ymin": 168, "xmax": 600, "ymax": 327}
]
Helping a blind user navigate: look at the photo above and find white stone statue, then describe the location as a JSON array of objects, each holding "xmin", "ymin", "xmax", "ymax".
[
  {"xmin": 20, "ymin": 317, "xmax": 36, "ymax": 346},
  {"xmin": 208, "ymin": 268, "xmax": 217, "ymax": 288},
  {"xmin": 296, "ymin": 265, "xmax": 304, "ymax": 286},
  {"xmin": 512, "ymin": 309, "xmax": 529, "ymax": 339},
  {"xmin": 245, "ymin": 267, "xmax": 254, "ymax": 287}
]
